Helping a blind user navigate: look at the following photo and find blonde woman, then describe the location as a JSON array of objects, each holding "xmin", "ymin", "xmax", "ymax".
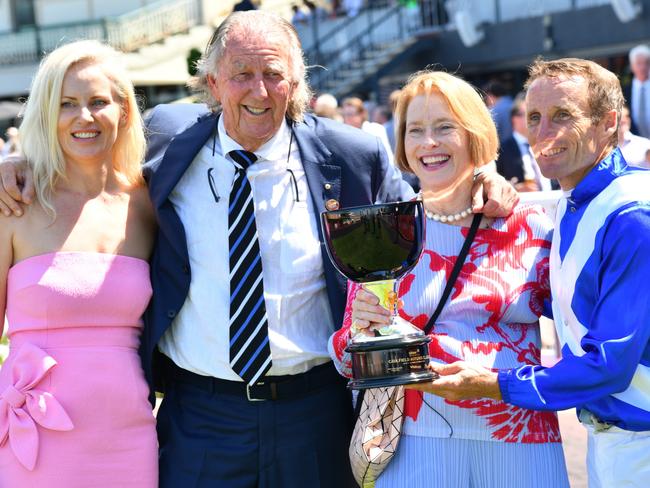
[
  {"xmin": 330, "ymin": 71, "xmax": 569, "ymax": 487},
  {"xmin": 0, "ymin": 40, "xmax": 157, "ymax": 486}
]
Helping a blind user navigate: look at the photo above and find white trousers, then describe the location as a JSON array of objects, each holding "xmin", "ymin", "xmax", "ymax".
[{"xmin": 585, "ymin": 421, "xmax": 650, "ymax": 488}]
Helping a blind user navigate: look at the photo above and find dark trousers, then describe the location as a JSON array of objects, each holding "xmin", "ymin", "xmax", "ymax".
[{"xmin": 157, "ymin": 361, "xmax": 356, "ymax": 488}]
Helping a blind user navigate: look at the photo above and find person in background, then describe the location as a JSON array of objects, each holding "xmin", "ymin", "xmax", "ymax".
[
  {"xmin": 383, "ymin": 89, "xmax": 402, "ymax": 153},
  {"xmin": 0, "ymin": 11, "xmax": 518, "ymax": 487},
  {"xmin": 416, "ymin": 57, "xmax": 650, "ymax": 488},
  {"xmin": 496, "ymin": 94, "xmax": 552, "ymax": 192},
  {"xmin": 291, "ymin": 4, "xmax": 309, "ymax": 25},
  {"xmin": 341, "ymin": 96, "xmax": 394, "ymax": 162},
  {"xmin": 372, "ymin": 104, "xmax": 391, "ymax": 126},
  {"xmin": 484, "ymin": 80, "xmax": 514, "ymax": 143},
  {"xmin": 313, "ymin": 92, "xmax": 342, "ymax": 121},
  {"xmin": 618, "ymin": 105, "xmax": 650, "ymax": 168},
  {"xmin": 0, "ymin": 40, "xmax": 157, "ymax": 487},
  {"xmin": 624, "ymin": 44, "xmax": 650, "ymax": 137},
  {"xmin": 232, "ymin": 0, "xmax": 257, "ymax": 12},
  {"xmin": 342, "ymin": 0, "xmax": 362, "ymax": 17},
  {"xmin": 1, "ymin": 127, "xmax": 21, "ymax": 157},
  {"xmin": 304, "ymin": 0, "xmax": 328, "ymax": 21},
  {"xmin": 331, "ymin": 70, "xmax": 569, "ymax": 488}
]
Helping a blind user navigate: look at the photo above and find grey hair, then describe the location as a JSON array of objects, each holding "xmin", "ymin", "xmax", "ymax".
[
  {"xmin": 188, "ymin": 10, "xmax": 312, "ymax": 122},
  {"xmin": 629, "ymin": 44, "xmax": 650, "ymax": 64}
]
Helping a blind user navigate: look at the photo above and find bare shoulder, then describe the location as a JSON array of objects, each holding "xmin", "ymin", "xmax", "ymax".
[
  {"xmin": 124, "ymin": 183, "xmax": 156, "ymax": 233},
  {"xmin": 0, "ymin": 210, "xmax": 24, "ymax": 267},
  {"xmin": 127, "ymin": 184, "xmax": 153, "ymax": 212},
  {"xmin": 5, "ymin": 201, "xmax": 54, "ymax": 262}
]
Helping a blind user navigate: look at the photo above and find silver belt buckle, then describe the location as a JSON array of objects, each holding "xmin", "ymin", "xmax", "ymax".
[
  {"xmin": 246, "ymin": 383, "xmax": 265, "ymax": 402},
  {"xmin": 591, "ymin": 414, "xmax": 613, "ymax": 432},
  {"xmin": 580, "ymin": 409, "xmax": 613, "ymax": 432}
]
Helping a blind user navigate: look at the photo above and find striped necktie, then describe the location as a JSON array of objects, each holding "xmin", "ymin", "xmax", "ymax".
[{"xmin": 227, "ymin": 150, "xmax": 272, "ymax": 385}]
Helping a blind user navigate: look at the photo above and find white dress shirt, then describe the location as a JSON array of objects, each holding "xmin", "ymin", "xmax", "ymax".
[
  {"xmin": 620, "ymin": 130, "xmax": 650, "ymax": 168},
  {"xmin": 361, "ymin": 120, "xmax": 394, "ymax": 163},
  {"xmin": 158, "ymin": 117, "xmax": 333, "ymax": 380}
]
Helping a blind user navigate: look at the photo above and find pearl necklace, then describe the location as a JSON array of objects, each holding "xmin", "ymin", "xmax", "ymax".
[
  {"xmin": 424, "ymin": 206, "xmax": 473, "ymax": 223},
  {"xmin": 418, "ymin": 192, "xmax": 472, "ymax": 223}
]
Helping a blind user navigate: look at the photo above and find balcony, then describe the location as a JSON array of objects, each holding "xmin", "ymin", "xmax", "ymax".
[
  {"xmin": 297, "ymin": 0, "xmax": 646, "ymax": 98},
  {"xmin": 0, "ymin": 0, "xmax": 199, "ymax": 66}
]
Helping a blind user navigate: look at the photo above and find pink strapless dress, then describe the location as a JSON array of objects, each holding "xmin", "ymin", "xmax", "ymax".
[{"xmin": 0, "ymin": 252, "xmax": 157, "ymax": 487}]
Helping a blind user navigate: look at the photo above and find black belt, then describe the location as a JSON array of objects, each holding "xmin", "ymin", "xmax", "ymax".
[{"xmin": 161, "ymin": 355, "xmax": 343, "ymax": 401}]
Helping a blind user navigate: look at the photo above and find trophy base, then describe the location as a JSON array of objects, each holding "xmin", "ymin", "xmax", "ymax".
[
  {"xmin": 346, "ymin": 333, "xmax": 436, "ymax": 390},
  {"xmin": 348, "ymin": 370, "xmax": 439, "ymax": 390}
]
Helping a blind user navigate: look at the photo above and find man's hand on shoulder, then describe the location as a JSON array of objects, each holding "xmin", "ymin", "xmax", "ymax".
[
  {"xmin": 0, "ymin": 155, "xmax": 34, "ymax": 217},
  {"xmin": 471, "ymin": 164, "xmax": 519, "ymax": 218}
]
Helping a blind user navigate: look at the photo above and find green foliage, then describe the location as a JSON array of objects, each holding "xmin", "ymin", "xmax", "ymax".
[
  {"xmin": 0, "ymin": 332, "xmax": 7, "ymax": 366},
  {"xmin": 187, "ymin": 47, "xmax": 202, "ymax": 77}
]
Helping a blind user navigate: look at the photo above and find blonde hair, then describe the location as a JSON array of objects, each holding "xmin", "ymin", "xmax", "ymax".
[
  {"xmin": 189, "ymin": 10, "xmax": 311, "ymax": 122},
  {"xmin": 525, "ymin": 57, "xmax": 623, "ymax": 147},
  {"xmin": 19, "ymin": 39, "xmax": 145, "ymax": 214},
  {"xmin": 394, "ymin": 71, "xmax": 498, "ymax": 174}
]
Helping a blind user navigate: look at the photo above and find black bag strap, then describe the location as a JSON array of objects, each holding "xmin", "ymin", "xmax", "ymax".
[{"xmin": 423, "ymin": 213, "xmax": 482, "ymax": 335}]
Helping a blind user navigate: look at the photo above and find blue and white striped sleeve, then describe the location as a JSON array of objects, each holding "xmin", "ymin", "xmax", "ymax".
[{"xmin": 498, "ymin": 205, "xmax": 650, "ymax": 411}]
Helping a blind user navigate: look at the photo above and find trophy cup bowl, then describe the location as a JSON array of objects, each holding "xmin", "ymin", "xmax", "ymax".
[{"xmin": 321, "ymin": 200, "xmax": 438, "ymax": 389}]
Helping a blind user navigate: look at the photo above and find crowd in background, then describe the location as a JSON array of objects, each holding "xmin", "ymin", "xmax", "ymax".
[{"xmin": 310, "ymin": 42, "xmax": 650, "ymax": 194}]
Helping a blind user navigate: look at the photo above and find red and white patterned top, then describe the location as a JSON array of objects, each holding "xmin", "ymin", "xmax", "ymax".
[{"xmin": 328, "ymin": 204, "xmax": 561, "ymax": 443}]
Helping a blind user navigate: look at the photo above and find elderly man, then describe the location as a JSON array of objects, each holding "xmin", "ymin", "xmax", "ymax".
[
  {"xmin": 0, "ymin": 11, "xmax": 517, "ymax": 487},
  {"xmin": 624, "ymin": 44, "xmax": 650, "ymax": 138},
  {"xmin": 412, "ymin": 58, "xmax": 650, "ymax": 487}
]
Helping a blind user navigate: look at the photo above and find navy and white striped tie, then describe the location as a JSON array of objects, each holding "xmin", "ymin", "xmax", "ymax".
[{"xmin": 227, "ymin": 150, "xmax": 272, "ymax": 385}]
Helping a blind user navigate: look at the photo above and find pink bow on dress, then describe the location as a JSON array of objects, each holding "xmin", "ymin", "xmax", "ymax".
[{"xmin": 0, "ymin": 342, "xmax": 74, "ymax": 470}]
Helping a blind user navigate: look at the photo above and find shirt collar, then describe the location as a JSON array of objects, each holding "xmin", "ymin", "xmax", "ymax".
[
  {"xmin": 570, "ymin": 147, "xmax": 627, "ymax": 204},
  {"xmin": 512, "ymin": 131, "xmax": 528, "ymax": 147},
  {"xmin": 218, "ymin": 115, "xmax": 291, "ymax": 165}
]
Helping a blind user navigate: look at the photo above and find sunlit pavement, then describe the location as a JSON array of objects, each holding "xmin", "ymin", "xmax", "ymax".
[
  {"xmin": 541, "ymin": 317, "xmax": 587, "ymax": 488},
  {"xmin": 559, "ymin": 408, "xmax": 588, "ymax": 488}
]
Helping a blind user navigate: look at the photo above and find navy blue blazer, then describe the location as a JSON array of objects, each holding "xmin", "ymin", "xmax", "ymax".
[
  {"xmin": 496, "ymin": 136, "xmax": 526, "ymax": 184},
  {"xmin": 139, "ymin": 103, "xmax": 413, "ymax": 392},
  {"xmin": 623, "ymin": 83, "xmax": 641, "ymax": 136}
]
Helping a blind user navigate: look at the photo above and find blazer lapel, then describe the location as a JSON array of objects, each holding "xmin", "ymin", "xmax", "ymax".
[
  {"xmin": 150, "ymin": 112, "xmax": 217, "ymax": 209},
  {"xmin": 293, "ymin": 119, "xmax": 341, "ymax": 238}
]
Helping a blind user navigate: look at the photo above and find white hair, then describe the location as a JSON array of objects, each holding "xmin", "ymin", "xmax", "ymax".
[
  {"xmin": 188, "ymin": 10, "xmax": 312, "ymax": 122},
  {"xmin": 629, "ymin": 44, "xmax": 650, "ymax": 64},
  {"xmin": 315, "ymin": 93, "xmax": 338, "ymax": 110}
]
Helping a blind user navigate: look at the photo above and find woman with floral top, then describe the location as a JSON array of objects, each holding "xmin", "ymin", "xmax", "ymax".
[{"xmin": 329, "ymin": 71, "xmax": 569, "ymax": 488}]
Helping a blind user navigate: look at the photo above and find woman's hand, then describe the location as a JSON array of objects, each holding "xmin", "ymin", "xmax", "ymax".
[
  {"xmin": 406, "ymin": 361, "xmax": 503, "ymax": 401},
  {"xmin": 350, "ymin": 287, "xmax": 391, "ymax": 337},
  {"xmin": 0, "ymin": 155, "xmax": 34, "ymax": 217}
]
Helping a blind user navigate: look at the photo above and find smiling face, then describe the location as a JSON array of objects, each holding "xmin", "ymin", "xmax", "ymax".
[
  {"xmin": 525, "ymin": 75, "xmax": 615, "ymax": 189},
  {"xmin": 404, "ymin": 93, "xmax": 473, "ymax": 195},
  {"xmin": 207, "ymin": 28, "xmax": 295, "ymax": 151},
  {"xmin": 57, "ymin": 61, "xmax": 123, "ymax": 167}
]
